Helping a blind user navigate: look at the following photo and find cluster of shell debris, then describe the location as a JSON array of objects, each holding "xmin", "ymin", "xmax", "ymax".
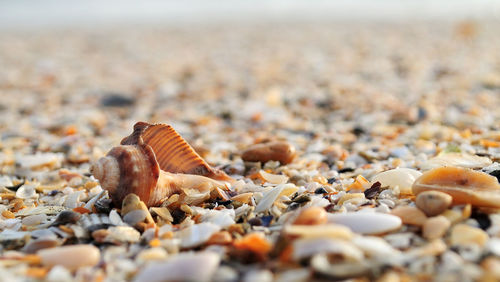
[{"xmin": 2, "ymin": 21, "xmax": 500, "ymax": 281}]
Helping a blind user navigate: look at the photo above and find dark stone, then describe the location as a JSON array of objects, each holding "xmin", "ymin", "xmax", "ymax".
[
  {"xmin": 100, "ymin": 93, "xmax": 135, "ymax": 107},
  {"xmin": 314, "ymin": 187, "xmax": 328, "ymax": 194},
  {"xmin": 50, "ymin": 210, "xmax": 81, "ymax": 227},
  {"xmin": 364, "ymin": 181, "xmax": 381, "ymax": 199}
]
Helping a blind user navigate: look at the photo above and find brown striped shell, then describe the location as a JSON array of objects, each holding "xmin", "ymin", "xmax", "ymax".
[{"xmin": 91, "ymin": 122, "xmax": 233, "ymax": 207}]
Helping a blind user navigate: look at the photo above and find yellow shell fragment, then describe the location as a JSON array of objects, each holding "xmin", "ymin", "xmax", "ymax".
[{"xmin": 412, "ymin": 166, "xmax": 500, "ymax": 208}]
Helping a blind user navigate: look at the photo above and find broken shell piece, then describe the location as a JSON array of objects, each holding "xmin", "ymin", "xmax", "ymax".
[
  {"xmin": 371, "ymin": 168, "xmax": 422, "ymax": 195},
  {"xmin": 311, "ymin": 253, "xmax": 369, "ymax": 279},
  {"xmin": 38, "ymin": 245, "xmax": 100, "ymax": 270},
  {"xmin": 134, "ymin": 252, "xmax": 220, "ymax": 282},
  {"xmin": 292, "ymin": 238, "xmax": 363, "ymax": 261},
  {"xmin": 242, "ymin": 141, "xmax": 296, "ymax": 165},
  {"xmin": 284, "ymin": 224, "xmax": 353, "ymax": 240},
  {"xmin": 91, "ymin": 122, "xmax": 233, "ymax": 207},
  {"xmin": 420, "ymin": 153, "xmax": 492, "ymax": 170},
  {"xmin": 258, "ymin": 170, "xmax": 289, "ymax": 184},
  {"xmin": 412, "ymin": 166, "xmax": 500, "ymax": 208},
  {"xmin": 327, "ymin": 212, "xmax": 402, "ymax": 235}
]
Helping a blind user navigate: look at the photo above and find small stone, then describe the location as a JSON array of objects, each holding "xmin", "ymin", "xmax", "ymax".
[
  {"xmin": 100, "ymin": 93, "xmax": 135, "ymax": 107},
  {"xmin": 450, "ymin": 224, "xmax": 488, "ymax": 247},
  {"xmin": 422, "ymin": 216, "xmax": 451, "ymax": 240},
  {"xmin": 293, "ymin": 206, "xmax": 327, "ymax": 225},
  {"xmin": 121, "ymin": 194, "xmax": 154, "ymax": 224},
  {"xmin": 391, "ymin": 206, "xmax": 427, "ymax": 226},
  {"xmin": 242, "ymin": 141, "xmax": 296, "ymax": 165},
  {"xmin": 38, "ymin": 245, "xmax": 100, "ymax": 270},
  {"xmin": 416, "ymin": 191, "xmax": 452, "ymax": 216}
]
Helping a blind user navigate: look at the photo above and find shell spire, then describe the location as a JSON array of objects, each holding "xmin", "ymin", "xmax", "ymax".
[
  {"xmin": 121, "ymin": 122, "xmax": 232, "ymax": 182},
  {"xmin": 91, "ymin": 122, "xmax": 233, "ymax": 207}
]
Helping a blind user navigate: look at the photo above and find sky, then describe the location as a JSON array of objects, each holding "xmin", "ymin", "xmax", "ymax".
[{"xmin": 1, "ymin": 0, "xmax": 500, "ymax": 29}]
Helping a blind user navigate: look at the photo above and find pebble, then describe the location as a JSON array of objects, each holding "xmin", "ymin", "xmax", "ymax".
[
  {"xmin": 422, "ymin": 216, "xmax": 451, "ymax": 240},
  {"xmin": 450, "ymin": 224, "xmax": 489, "ymax": 247},
  {"xmin": 38, "ymin": 245, "xmax": 100, "ymax": 270},
  {"xmin": 121, "ymin": 194, "xmax": 154, "ymax": 224},
  {"xmin": 134, "ymin": 252, "xmax": 220, "ymax": 282},
  {"xmin": 371, "ymin": 168, "xmax": 422, "ymax": 195},
  {"xmin": 293, "ymin": 206, "xmax": 327, "ymax": 225},
  {"xmin": 416, "ymin": 191, "xmax": 452, "ymax": 216},
  {"xmin": 391, "ymin": 206, "xmax": 427, "ymax": 226},
  {"xmin": 327, "ymin": 212, "xmax": 402, "ymax": 235},
  {"xmin": 242, "ymin": 141, "xmax": 296, "ymax": 165}
]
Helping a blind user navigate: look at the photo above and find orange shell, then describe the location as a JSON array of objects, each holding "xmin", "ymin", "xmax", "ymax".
[
  {"xmin": 412, "ymin": 166, "xmax": 500, "ymax": 208},
  {"xmin": 122, "ymin": 122, "xmax": 232, "ymax": 182},
  {"xmin": 92, "ymin": 122, "xmax": 233, "ymax": 207}
]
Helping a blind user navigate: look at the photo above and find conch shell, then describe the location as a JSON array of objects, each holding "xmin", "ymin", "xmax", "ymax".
[
  {"xmin": 91, "ymin": 122, "xmax": 233, "ymax": 207},
  {"xmin": 412, "ymin": 166, "xmax": 500, "ymax": 208}
]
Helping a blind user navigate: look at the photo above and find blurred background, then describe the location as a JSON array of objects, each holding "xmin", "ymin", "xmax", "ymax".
[{"xmin": 1, "ymin": 1, "xmax": 500, "ymax": 167}]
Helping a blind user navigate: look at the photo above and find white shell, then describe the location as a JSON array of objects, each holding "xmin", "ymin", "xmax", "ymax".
[
  {"xmin": 292, "ymin": 238, "xmax": 363, "ymax": 261},
  {"xmin": 327, "ymin": 212, "xmax": 402, "ymax": 235},
  {"xmin": 177, "ymin": 223, "xmax": 221, "ymax": 248},
  {"xmin": 259, "ymin": 170, "xmax": 289, "ymax": 184},
  {"xmin": 106, "ymin": 226, "xmax": 141, "ymax": 243},
  {"xmin": 134, "ymin": 252, "xmax": 220, "ymax": 282},
  {"xmin": 38, "ymin": 245, "xmax": 100, "ymax": 270},
  {"xmin": 371, "ymin": 168, "xmax": 422, "ymax": 194},
  {"xmin": 255, "ymin": 184, "xmax": 285, "ymax": 213},
  {"xmin": 420, "ymin": 153, "xmax": 492, "ymax": 170}
]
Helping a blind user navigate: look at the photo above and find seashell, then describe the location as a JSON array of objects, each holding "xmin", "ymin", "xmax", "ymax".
[
  {"xmin": 255, "ymin": 184, "xmax": 286, "ymax": 213},
  {"xmin": 258, "ymin": 170, "xmax": 289, "ymax": 184},
  {"xmin": 176, "ymin": 222, "xmax": 221, "ymax": 248},
  {"xmin": 38, "ymin": 244, "xmax": 100, "ymax": 270},
  {"xmin": 420, "ymin": 153, "xmax": 492, "ymax": 170},
  {"xmin": 327, "ymin": 212, "xmax": 402, "ymax": 235},
  {"xmin": 133, "ymin": 252, "xmax": 220, "ymax": 282},
  {"xmin": 412, "ymin": 166, "xmax": 500, "ymax": 208},
  {"xmin": 284, "ymin": 224, "xmax": 353, "ymax": 240},
  {"xmin": 292, "ymin": 238, "xmax": 363, "ymax": 261},
  {"xmin": 105, "ymin": 226, "xmax": 141, "ymax": 243},
  {"xmin": 311, "ymin": 254, "xmax": 370, "ymax": 280},
  {"xmin": 91, "ymin": 122, "xmax": 233, "ymax": 207},
  {"xmin": 371, "ymin": 168, "xmax": 422, "ymax": 195},
  {"xmin": 242, "ymin": 141, "xmax": 296, "ymax": 165},
  {"xmin": 293, "ymin": 206, "xmax": 328, "ymax": 225},
  {"xmin": 450, "ymin": 224, "xmax": 488, "ymax": 247}
]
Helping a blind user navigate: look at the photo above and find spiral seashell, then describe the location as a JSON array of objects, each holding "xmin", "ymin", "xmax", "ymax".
[{"xmin": 91, "ymin": 122, "xmax": 233, "ymax": 207}]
